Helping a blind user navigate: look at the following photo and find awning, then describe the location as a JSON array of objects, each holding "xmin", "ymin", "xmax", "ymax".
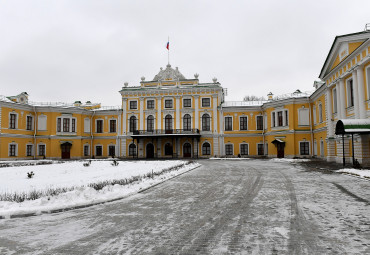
[
  {"xmin": 271, "ymin": 139, "xmax": 285, "ymax": 144},
  {"xmin": 335, "ymin": 119, "xmax": 370, "ymax": 135}
]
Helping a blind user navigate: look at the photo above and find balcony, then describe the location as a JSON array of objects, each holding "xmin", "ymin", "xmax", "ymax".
[{"xmin": 131, "ymin": 129, "xmax": 200, "ymax": 138}]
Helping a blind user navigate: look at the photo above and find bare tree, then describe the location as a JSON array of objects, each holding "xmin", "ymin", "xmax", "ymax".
[{"xmin": 243, "ymin": 95, "xmax": 266, "ymax": 101}]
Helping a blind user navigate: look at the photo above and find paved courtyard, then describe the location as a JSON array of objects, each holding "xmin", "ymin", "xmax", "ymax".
[{"xmin": 0, "ymin": 159, "xmax": 369, "ymax": 254}]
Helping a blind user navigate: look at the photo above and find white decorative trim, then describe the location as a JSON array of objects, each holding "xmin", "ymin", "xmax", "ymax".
[
  {"xmin": 225, "ymin": 143, "xmax": 234, "ymax": 156},
  {"xmin": 239, "ymin": 142, "xmax": 249, "ymax": 155},
  {"xmin": 8, "ymin": 142, "xmax": 18, "ymax": 157}
]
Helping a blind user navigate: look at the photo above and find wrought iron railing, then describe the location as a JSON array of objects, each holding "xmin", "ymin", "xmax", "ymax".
[{"xmin": 132, "ymin": 129, "xmax": 200, "ymax": 135}]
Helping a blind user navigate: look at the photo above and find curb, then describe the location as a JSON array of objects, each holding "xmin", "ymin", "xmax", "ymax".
[{"xmin": 0, "ymin": 163, "xmax": 202, "ymax": 220}]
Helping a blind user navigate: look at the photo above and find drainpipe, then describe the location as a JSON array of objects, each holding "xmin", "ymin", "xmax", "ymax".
[
  {"xmin": 91, "ymin": 110, "xmax": 95, "ymax": 158},
  {"xmin": 33, "ymin": 106, "xmax": 37, "ymax": 160},
  {"xmin": 308, "ymin": 99, "xmax": 314, "ymax": 158}
]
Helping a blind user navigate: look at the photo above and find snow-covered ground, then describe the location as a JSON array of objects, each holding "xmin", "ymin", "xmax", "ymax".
[
  {"xmin": 0, "ymin": 160, "xmax": 200, "ymax": 218},
  {"xmin": 270, "ymin": 158, "xmax": 311, "ymax": 163},
  {"xmin": 336, "ymin": 168, "xmax": 370, "ymax": 179}
]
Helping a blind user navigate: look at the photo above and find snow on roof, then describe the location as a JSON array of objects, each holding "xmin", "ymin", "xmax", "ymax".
[
  {"xmin": 0, "ymin": 95, "xmax": 14, "ymax": 103},
  {"xmin": 340, "ymin": 119, "xmax": 370, "ymax": 126},
  {"xmin": 223, "ymin": 101, "xmax": 266, "ymax": 107}
]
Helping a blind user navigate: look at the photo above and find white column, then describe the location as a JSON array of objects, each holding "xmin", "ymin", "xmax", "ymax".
[
  {"xmin": 352, "ymin": 71, "xmax": 360, "ymax": 119},
  {"xmin": 356, "ymin": 67, "xmax": 366, "ymax": 119},
  {"xmin": 212, "ymin": 95, "xmax": 218, "ymax": 133},
  {"xmin": 336, "ymin": 83, "xmax": 342, "ymax": 119},
  {"xmin": 326, "ymin": 89, "xmax": 334, "ymax": 137},
  {"xmin": 157, "ymin": 96, "xmax": 162, "ymax": 130},
  {"xmin": 122, "ymin": 98, "xmax": 127, "ymax": 135},
  {"xmin": 139, "ymin": 98, "xmax": 144, "ymax": 130},
  {"xmin": 194, "ymin": 95, "xmax": 199, "ymax": 129},
  {"xmin": 339, "ymin": 79, "xmax": 346, "ymax": 119},
  {"xmin": 175, "ymin": 96, "xmax": 180, "ymax": 129}
]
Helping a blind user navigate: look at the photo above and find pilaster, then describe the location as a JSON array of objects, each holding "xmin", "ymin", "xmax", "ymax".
[
  {"xmin": 139, "ymin": 98, "xmax": 144, "ymax": 130},
  {"xmin": 352, "ymin": 70, "xmax": 360, "ymax": 118},
  {"xmin": 356, "ymin": 66, "xmax": 366, "ymax": 118},
  {"xmin": 194, "ymin": 95, "xmax": 199, "ymax": 129},
  {"xmin": 212, "ymin": 94, "xmax": 218, "ymax": 133},
  {"xmin": 157, "ymin": 96, "xmax": 162, "ymax": 130},
  {"xmin": 339, "ymin": 79, "xmax": 346, "ymax": 119},
  {"xmin": 175, "ymin": 96, "xmax": 181, "ymax": 129}
]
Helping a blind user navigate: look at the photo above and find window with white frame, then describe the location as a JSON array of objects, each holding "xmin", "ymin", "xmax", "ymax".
[
  {"xmin": 313, "ymin": 105, "xmax": 317, "ymax": 124},
  {"xmin": 183, "ymin": 98, "xmax": 191, "ymax": 108},
  {"xmin": 165, "ymin": 99, "xmax": 173, "ymax": 108},
  {"xmin": 299, "ymin": 141, "xmax": 309, "ymax": 155},
  {"xmin": 202, "ymin": 114, "xmax": 211, "ymax": 131},
  {"xmin": 109, "ymin": 119, "xmax": 116, "ymax": 133},
  {"xmin": 96, "ymin": 119, "xmax": 103, "ymax": 133},
  {"xmin": 26, "ymin": 116, "xmax": 33, "ymax": 130},
  {"xmin": 240, "ymin": 144, "xmax": 248, "ymax": 155},
  {"xmin": 26, "ymin": 144, "xmax": 33, "ymax": 156},
  {"xmin": 202, "ymin": 142, "xmax": 211, "ymax": 155},
  {"xmin": 147, "ymin": 100, "xmax": 155, "ymax": 109},
  {"xmin": 225, "ymin": 116, "xmax": 232, "ymax": 131},
  {"xmin": 84, "ymin": 118, "xmax": 90, "ymax": 133},
  {"xmin": 333, "ymin": 88, "xmax": 337, "ymax": 113},
  {"xmin": 108, "ymin": 145, "xmax": 115, "ymax": 157},
  {"xmin": 129, "ymin": 143, "xmax": 136, "ymax": 156},
  {"xmin": 271, "ymin": 110, "xmax": 288, "ymax": 127},
  {"xmin": 240, "ymin": 116, "xmax": 248, "ymax": 130},
  {"xmin": 147, "ymin": 115, "xmax": 154, "ymax": 132},
  {"xmin": 95, "ymin": 145, "xmax": 103, "ymax": 156},
  {"xmin": 9, "ymin": 143, "xmax": 17, "ymax": 156},
  {"xmin": 347, "ymin": 79, "xmax": 354, "ymax": 107},
  {"xmin": 38, "ymin": 144, "xmax": 46, "ymax": 156},
  {"xmin": 129, "ymin": 100, "xmax": 137, "ymax": 109},
  {"xmin": 318, "ymin": 103, "xmax": 323, "ymax": 123},
  {"xmin": 57, "ymin": 117, "xmax": 76, "ymax": 133},
  {"xmin": 256, "ymin": 116, "xmax": 263, "ymax": 130},
  {"xmin": 257, "ymin": 144, "xmax": 264, "ymax": 155},
  {"xmin": 83, "ymin": 144, "xmax": 90, "ymax": 156},
  {"xmin": 298, "ymin": 108, "xmax": 309, "ymax": 126},
  {"xmin": 202, "ymin": 98, "xmax": 211, "ymax": 107},
  {"xmin": 129, "ymin": 116, "xmax": 137, "ymax": 132},
  {"xmin": 38, "ymin": 115, "xmax": 47, "ymax": 131},
  {"xmin": 9, "ymin": 113, "xmax": 17, "ymax": 129},
  {"xmin": 225, "ymin": 144, "xmax": 233, "ymax": 155},
  {"xmin": 183, "ymin": 114, "xmax": 191, "ymax": 131}
]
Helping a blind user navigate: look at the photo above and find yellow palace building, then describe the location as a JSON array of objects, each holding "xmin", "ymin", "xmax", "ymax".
[{"xmin": 1, "ymin": 28, "xmax": 370, "ymax": 166}]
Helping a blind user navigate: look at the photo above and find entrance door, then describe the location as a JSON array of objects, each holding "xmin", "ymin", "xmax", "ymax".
[
  {"xmin": 61, "ymin": 143, "xmax": 72, "ymax": 159},
  {"xmin": 277, "ymin": 143, "xmax": 284, "ymax": 158},
  {"xmin": 183, "ymin": 143, "xmax": 192, "ymax": 158},
  {"xmin": 146, "ymin": 143, "xmax": 154, "ymax": 158}
]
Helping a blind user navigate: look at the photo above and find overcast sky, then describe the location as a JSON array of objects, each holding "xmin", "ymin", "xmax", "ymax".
[{"xmin": 1, "ymin": 0, "xmax": 369, "ymax": 106}]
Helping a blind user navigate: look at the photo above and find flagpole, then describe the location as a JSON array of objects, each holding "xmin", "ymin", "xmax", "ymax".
[{"xmin": 168, "ymin": 36, "xmax": 170, "ymax": 65}]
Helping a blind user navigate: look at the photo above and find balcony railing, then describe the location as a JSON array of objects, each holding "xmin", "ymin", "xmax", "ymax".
[{"xmin": 132, "ymin": 129, "xmax": 200, "ymax": 136}]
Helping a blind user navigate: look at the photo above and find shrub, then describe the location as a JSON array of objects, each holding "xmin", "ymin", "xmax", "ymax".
[{"xmin": 27, "ymin": 171, "xmax": 35, "ymax": 178}]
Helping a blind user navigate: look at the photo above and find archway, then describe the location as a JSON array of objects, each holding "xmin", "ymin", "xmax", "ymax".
[{"xmin": 146, "ymin": 143, "xmax": 154, "ymax": 158}]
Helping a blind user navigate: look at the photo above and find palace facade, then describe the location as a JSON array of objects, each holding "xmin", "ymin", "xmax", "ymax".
[{"xmin": 1, "ymin": 29, "xmax": 370, "ymax": 165}]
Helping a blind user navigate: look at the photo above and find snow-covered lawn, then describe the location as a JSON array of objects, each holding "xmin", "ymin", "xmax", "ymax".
[
  {"xmin": 0, "ymin": 160, "xmax": 200, "ymax": 218},
  {"xmin": 336, "ymin": 168, "xmax": 370, "ymax": 179}
]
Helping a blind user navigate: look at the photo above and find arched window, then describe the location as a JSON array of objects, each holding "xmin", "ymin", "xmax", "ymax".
[
  {"xmin": 164, "ymin": 143, "xmax": 173, "ymax": 155},
  {"xmin": 129, "ymin": 116, "xmax": 137, "ymax": 132},
  {"xmin": 183, "ymin": 114, "xmax": 191, "ymax": 131},
  {"xmin": 129, "ymin": 143, "xmax": 136, "ymax": 156},
  {"xmin": 165, "ymin": 115, "xmax": 172, "ymax": 132},
  {"xmin": 147, "ymin": 115, "xmax": 154, "ymax": 132},
  {"xmin": 202, "ymin": 114, "xmax": 210, "ymax": 131},
  {"xmin": 202, "ymin": 142, "xmax": 211, "ymax": 155}
]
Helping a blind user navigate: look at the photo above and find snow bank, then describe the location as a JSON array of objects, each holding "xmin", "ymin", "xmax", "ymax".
[
  {"xmin": 336, "ymin": 168, "xmax": 370, "ymax": 179},
  {"xmin": 0, "ymin": 161, "xmax": 200, "ymax": 218},
  {"xmin": 270, "ymin": 158, "xmax": 311, "ymax": 163}
]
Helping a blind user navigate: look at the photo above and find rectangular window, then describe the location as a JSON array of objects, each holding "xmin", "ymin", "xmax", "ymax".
[
  {"xmin": 110, "ymin": 119, "xmax": 116, "ymax": 133},
  {"xmin": 63, "ymin": 118, "xmax": 70, "ymax": 132},
  {"xmin": 72, "ymin": 119, "xmax": 76, "ymax": 132},
  {"xmin": 9, "ymin": 144, "xmax": 16, "ymax": 156},
  {"xmin": 240, "ymin": 117, "xmax": 248, "ymax": 130},
  {"xmin": 38, "ymin": 144, "xmax": 45, "ymax": 156},
  {"xmin": 147, "ymin": 100, "xmax": 154, "ymax": 109},
  {"xmin": 202, "ymin": 98, "xmax": 210, "ymax": 107},
  {"xmin": 96, "ymin": 146, "xmax": 102, "ymax": 156},
  {"xmin": 240, "ymin": 144, "xmax": 248, "ymax": 155},
  {"xmin": 96, "ymin": 120, "xmax": 103, "ymax": 133},
  {"xmin": 256, "ymin": 116, "xmax": 263, "ymax": 130},
  {"xmin": 278, "ymin": 111, "xmax": 283, "ymax": 126},
  {"xmin": 57, "ymin": 118, "xmax": 61, "ymax": 132},
  {"xmin": 285, "ymin": 110, "xmax": 289, "ymax": 126},
  {"xmin": 26, "ymin": 145, "xmax": 33, "ymax": 156},
  {"xmin": 84, "ymin": 145, "xmax": 89, "ymax": 156},
  {"xmin": 9, "ymin": 113, "xmax": 16, "ymax": 129},
  {"xmin": 26, "ymin": 116, "xmax": 33, "ymax": 130},
  {"xmin": 183, "ymin": 99, "xmax": 191, "ymax": 107},
  {"xmin": 272, "ymin": 112, "xmax": 276, "ymax": 127},
  {"xmin": 225, "ymin": 144, "xmax": 233, "ymax": 155},
  {"xmin": 300, "ymin": 142, "xmax": 310, "ymax": 155},
  {"xmin": 333, "ymin": 88, "xmax": 337, "ymax": 113},
  {"xmin": 348, "ymin": 80, "xmax": 354, "ymax": 107},
  {"xmin": 165, "ymin": 99, "xmax": 173, "ymax": 108},
  {"xmin": 257, "ymin": 144, "xmax": 264, "ymax": 155},
  {"xmin": 130, "ymin": 101, "xmax": 137, "ymax": 109},
  {"xmin": 225, "ymin": 117, "xmax": 233, "ymax": 131}
]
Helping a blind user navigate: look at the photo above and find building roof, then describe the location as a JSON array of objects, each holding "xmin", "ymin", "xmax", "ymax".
[{"xmin": 153, "ymin": 64, "xmax": 186, "ymax": 81}]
